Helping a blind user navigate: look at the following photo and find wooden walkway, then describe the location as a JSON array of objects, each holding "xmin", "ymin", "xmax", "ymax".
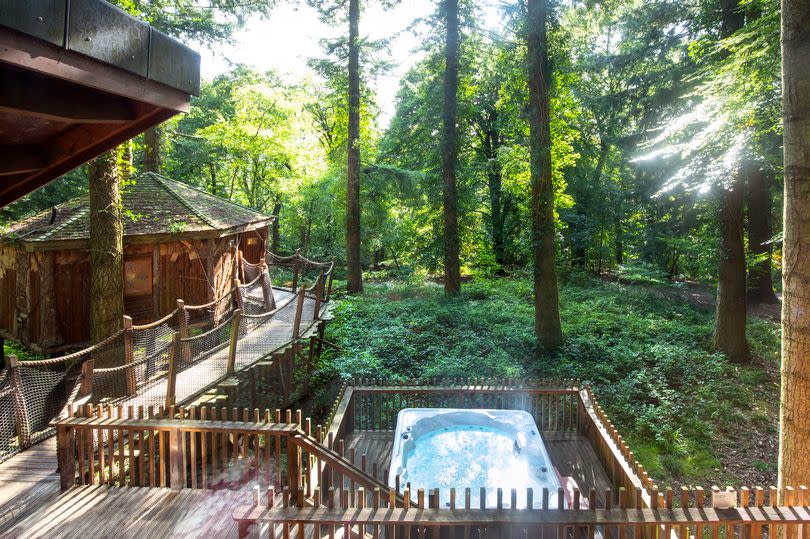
[{"xmin": 117, "ymin": 288, "xmax": 323, "ymax": 410}]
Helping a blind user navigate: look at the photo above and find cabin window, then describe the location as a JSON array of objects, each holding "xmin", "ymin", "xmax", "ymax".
[
  {"xmin": 124, "ymin": 257, "xmax": 152, "ymax": 296},
  {"xmin": 246, "ymin": 237, "xmax": 258, "ymax": 246}
]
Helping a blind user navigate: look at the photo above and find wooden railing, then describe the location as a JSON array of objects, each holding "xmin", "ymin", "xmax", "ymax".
[
  {"xmin": 324, "ymin": 380, "xmax": 656, "ymax": 505},
  {"xmin": 54, "ymin": 403, "xmax": 391, "ymax": 500},
  {"xmin": 233, "ymin": 485, "xmax": 810, "ymax": 539}
]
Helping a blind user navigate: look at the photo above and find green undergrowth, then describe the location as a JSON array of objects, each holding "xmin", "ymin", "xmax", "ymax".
[{"xmin": 320, "ymin": 272, "xmax": 780, "ymax": 486}]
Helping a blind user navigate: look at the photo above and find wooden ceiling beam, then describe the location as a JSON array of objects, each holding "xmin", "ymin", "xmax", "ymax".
[
  {"xmin": 0, "ymin": 145, "xmax": 45, "ymax": 176},
  {"xmin": 0, "ymin": 105, "xmax": 176, "ymax": 207},
  {"xmin": 0, "ymin": 66, "xmax": 138, "ymax": 124}
]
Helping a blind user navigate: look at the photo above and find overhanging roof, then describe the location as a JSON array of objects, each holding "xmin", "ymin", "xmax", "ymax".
[{"xmin": 0, "ymin": 0, "xmax": 201, "ymax": 208}]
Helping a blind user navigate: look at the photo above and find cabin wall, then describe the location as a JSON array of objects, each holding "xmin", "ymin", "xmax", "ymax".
[
  {"xmin": 238, "ymin": 226, "xmax": 267, "ymax": 266},
  {"xmin": 157, "ymin": 239, "xmax": 213, "ymax": 315},
  {"xmin": 54, "ymin": 250, "xmax": 91, "ymax": 347},
  {"xmin": 0, "ymin": 246, "xmax": 18, "ymax": 338}
]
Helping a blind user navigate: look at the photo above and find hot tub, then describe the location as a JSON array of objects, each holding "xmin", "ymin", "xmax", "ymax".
[{"xmin": 387, "ymin": 408, "xmax": 562, "ymax": 509}]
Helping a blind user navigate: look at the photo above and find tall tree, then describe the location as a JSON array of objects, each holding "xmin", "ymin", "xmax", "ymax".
[
  {"xmin": 778, "ymin": 0, "xmax": 810, "ymax": 497},
  {"xmin": 346, "ymin": 0, "xmax": 364, "ymax": 293},
  {"xmin": 712, "ymin": 0, "xmax": 748, "ymax": 362},
  {"xmin": 442, "ymin": 0, "xmax": 461, "ymax": 295},
  {"xmin": 746, "ymin": 161, "xmax": 778, "ymax": 304},
  {"xmin": 143, "ymin": 127, "xmax": 161, "ymax": 173},
  {"xmin": 88, "ymin": 150, "xmax": 124, "ymax": 366},
  {"xmin": 527, "ymin": 0, "xmax": 563, "ymax": 349}
]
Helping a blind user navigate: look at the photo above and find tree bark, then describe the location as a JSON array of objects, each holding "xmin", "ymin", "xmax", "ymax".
[
  {"xmin": 143, "ymin": 126, "xmax": 162, "ymax": 173},
  {"xmin": 527, "ymin": 0, "xmax": 563, "ymax": 349},
  {"xmin": 89, "ymin": 150, "xmax": 124, "ymax": 366},
  {"xmin": 442, "ymin": 0, "xmax": 461, "ymax": 296},
  {"xmin": 713, "ymin": 175, "xmax": 749, "ymax": 362},
  {"xmin": 271, "ymin": 196, "xmax": 282, "ymax": 254},
  {"xmin": 746, "ymin": 161, "xmax": 778, "ymax": 303},
  {"xmin": 712, "ymin": 0, "xmax": 748, "ymax": 362},
  {"xmin": 345, "ymin": 0, "xmax": 363, "ymax": 293},
  {"xmin": 778, "ymin": 0, "xmax": 810, "ymax": 497}
]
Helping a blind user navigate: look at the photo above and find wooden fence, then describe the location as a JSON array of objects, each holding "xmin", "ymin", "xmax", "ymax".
[{"xmin": 324, "ymin": 380, "xmax": 655, "ymax": 505}]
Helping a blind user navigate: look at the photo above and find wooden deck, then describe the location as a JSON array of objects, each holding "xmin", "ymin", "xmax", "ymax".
[
  {"xmin": 343, "ymin": 430, "xmax": 612, "ymax": 504},
  {"xmin": 0, "ymin": 438, "xmax": 59, "ymax": 534},
  {"xmin": 1, "ymin": 485, "xmax": 250, "ymax": 538}
]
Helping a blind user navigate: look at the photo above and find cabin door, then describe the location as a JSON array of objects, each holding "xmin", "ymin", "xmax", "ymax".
[{"xmin": 124, "ymin": 255, "xmax": 154, "ymax": 323}]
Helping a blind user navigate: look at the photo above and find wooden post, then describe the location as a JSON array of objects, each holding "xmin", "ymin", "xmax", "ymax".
[
  {"xmin": 292, "ymin": 289, "xmax": 305, "ymax": 340},
  {"xmin": 233, "ymin": 278, "xmax": 244, "ymax": 311},
  {"xmin": 165, "ymin": 333, "xmax": 180, "ymax": 408},
  {"xmin": 260, "ymin": 262, "xmax": 275, "ymax": 310},
  {"xmin": 57, "ymin": 425, "xmax": 75, "ymax": 491},
  {"xmin": 122, "ymin": 315, "xmax": 135, "ymax": 395},
  {"xmin": 79, "ymin": 359, "xmax": 95, "ymax": 398},
  {"xmin": 176, "ymin": 299, "xmax": 191, "ymax": 364},
  {"xmin": 313, "ymin": 271, "xmax": 324, "ymax": 321},
  {"xmin": 227, "ymin": 309, "xmax": 242, "ymax": 374},
  {"xmin": 291, "ymin": 249, "xmax": 301, "ymax": 292},
  {"xmin": 7, "ymin": 355, "xmax": 31, "ymax": 449},
  {"xmin": 327, "ymin": 257, "xmax": 335, "ymax": 302},
  {"xmin": 168, "ymin": 427, "xmax": 184, "ymax": 489}
]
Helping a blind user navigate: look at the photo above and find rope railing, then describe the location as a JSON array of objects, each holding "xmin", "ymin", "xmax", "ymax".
[{"xmin": 1, "ymin": 248, "xmax": 335, "ymax": 463}]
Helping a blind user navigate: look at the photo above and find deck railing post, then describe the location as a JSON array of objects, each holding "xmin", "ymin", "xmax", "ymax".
[
  {"xmin": 7, "ymin": 355, "xmax": 31, "ymax": 449},
  {"xmin": 326, "ymin": 257, "xmax": 335, "ymax": 302},
  {"xmin": 260, "ymin": 262, "xmax": 275, "ymax": 310},
  {"xmin": 79, "ymin": 359, "xmax": 94, "ymax": 398},
  {"xmin": 165, "ymin": 332, "xmax": 180, "ymax": 407},
  {"xmin": 233, "ymin": 278, "xmax": 243, "ymax": 311},
  {"xmin": 122, "ymin": 315, "xmax": 136, "ymax": 395},
  {"xmin": 291, "ymin": 249, "xmax": 301, "ymax": 292},
  {"xmin": 56, "ymin": 424, "xmax": 75, "ymax": 491},
  {"xmin": 292, "ymin": 288, "xmax": 305, "ymax": 341},
  {"xmin": 168, "ymin": 427, "xmax": 185, "ymax": 489},
  {"xmin": 227, "ymin": 309, "xmax": 242, "ymax": 374},
  {"xmin": 313, "ymin": 270, "xmax": 324, "ymax": 321},
  {"xmin": 176, "ymin": 299, "xmax": 191, "ymax": 364}
]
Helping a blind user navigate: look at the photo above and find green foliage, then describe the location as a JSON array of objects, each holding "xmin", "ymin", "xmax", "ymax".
[{"xmin": 323, "ymin": 274, "xmax": 780, "ymax": 484}]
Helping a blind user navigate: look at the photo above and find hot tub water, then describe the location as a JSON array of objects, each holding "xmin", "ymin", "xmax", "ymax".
[{"xmin": 388, "ymin": 408, "xmax": 562, "ymax": 509}]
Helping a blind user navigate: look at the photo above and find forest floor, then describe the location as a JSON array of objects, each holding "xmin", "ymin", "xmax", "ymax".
[{"xmin": 319, "ymin": 271, "xmax": 781, "ymax": 489}]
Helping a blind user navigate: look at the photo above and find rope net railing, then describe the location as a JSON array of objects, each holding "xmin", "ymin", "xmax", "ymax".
[{"xmin": 2, "ymin": 249, "xmax": 335, "ymax": 461}]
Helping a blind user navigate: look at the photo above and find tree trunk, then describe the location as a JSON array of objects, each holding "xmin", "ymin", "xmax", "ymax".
[
  {"xmin": 345, "ymin": 0, "xmax": 363, "ymax": 294},
  {"xmin": 615, "ymin": 218, "xmax": 624, "ymax": 265},
  {"xmin": 713, "ymin": 0, "xmax": 748, "ymax": 362},
  {"xmin": 143, "ymin": 126, "xmax": 161, "ymax": 173},
  {"xmin": 713, "ymin": 177, "xmax": 748, "ymax": 362},
  {"xmin": 88, "ymin": 150, "xmax": 124, "ymax": 367},
  {"xmin": 442, "ymin": 0, "xmax": 461, "ymax": 296},
  {"xmin": 271, "ymin": 196, "xmax": 282, "ymax": 254},
  {"xmin": 527, "ymin": 0, "xmax": 563, "ymax": 350},
  {"xmin": 778, "ymin": 0, "xmax": 810, "ymax": 497},
  {"xmin": 346, "ymin": 0, "xmax": 363, "ymax": 293},
  {"xmin": 746, "ymin": 161, "xmax": 778, "ymax": 303}
]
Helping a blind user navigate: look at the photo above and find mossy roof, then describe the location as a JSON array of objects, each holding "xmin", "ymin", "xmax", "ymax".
[{"xmin": 2, "ymin": 173, "xmax": 273, "ymax": 249}]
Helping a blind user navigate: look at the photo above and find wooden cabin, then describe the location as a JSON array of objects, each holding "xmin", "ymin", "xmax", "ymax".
[{"xmin": 0, "ymin": 172, "xmax": 274, "ymax": 353}]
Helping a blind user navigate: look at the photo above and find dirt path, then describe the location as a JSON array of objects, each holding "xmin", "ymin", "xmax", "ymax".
[{"xmin": 601, "ymin": 274, "xmax": 782, "ymax": 321}]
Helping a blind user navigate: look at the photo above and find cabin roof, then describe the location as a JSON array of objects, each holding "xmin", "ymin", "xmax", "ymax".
[{"xmin": 1, "ymin": 173, "xmax": 274, "ymax": 249}]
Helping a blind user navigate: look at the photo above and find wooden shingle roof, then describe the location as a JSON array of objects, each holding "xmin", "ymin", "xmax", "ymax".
[{"xmin": 2, "ymin": 173, "xmax": 273, "ymax": 250}]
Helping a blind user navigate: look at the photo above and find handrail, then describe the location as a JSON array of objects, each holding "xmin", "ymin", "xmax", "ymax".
[
  {"xmin": 131, "ymin": 308, "xmax": 179, "ymax": 331},
  {"xmin": 21, "ymin": 328, "xmax": 127, "ymax": 367}
]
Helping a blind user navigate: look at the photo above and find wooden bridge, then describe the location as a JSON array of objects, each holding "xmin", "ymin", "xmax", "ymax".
[{"xmin": 0, "ymin": 380, "xmax": 807, "ymax": 537}]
